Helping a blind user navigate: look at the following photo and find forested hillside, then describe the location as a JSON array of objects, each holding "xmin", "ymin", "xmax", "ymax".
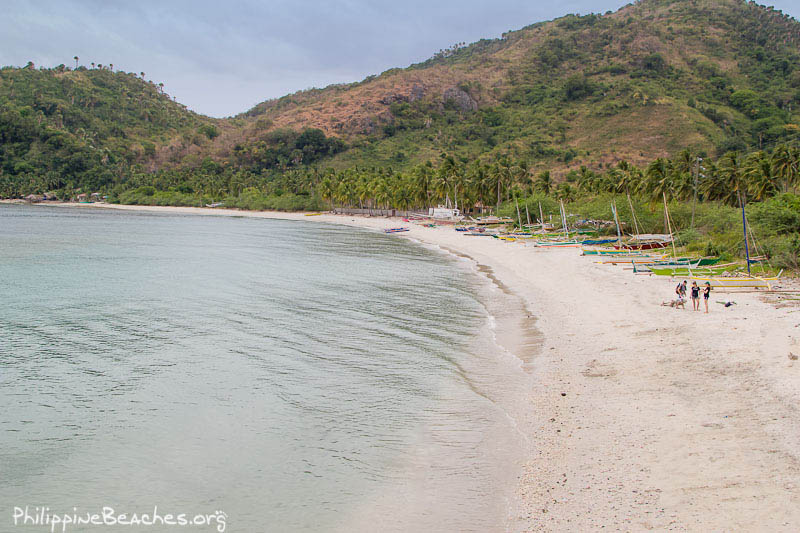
[
  {"xmin": 0, "ymin": 64, "xmax": 217, "ymax": 194},
  {"xmin": 0, "ymin": 0, "xmax": 798, "ymax": 206}
]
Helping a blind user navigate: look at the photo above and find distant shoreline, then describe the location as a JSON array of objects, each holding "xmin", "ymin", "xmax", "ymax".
[{"xmin": 5, "ymin": 200, "xmax": 800, "ymax": 530}]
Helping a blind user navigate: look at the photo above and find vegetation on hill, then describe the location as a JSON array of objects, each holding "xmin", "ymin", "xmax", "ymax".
[{"xmin": 0, "ymin": 63, "xmax": 215, "ymax": 195}]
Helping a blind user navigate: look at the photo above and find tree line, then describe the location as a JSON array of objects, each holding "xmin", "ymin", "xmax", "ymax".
[{"xmin": 312, "ymin": 143, "xmax": 800, "ymax": 213}]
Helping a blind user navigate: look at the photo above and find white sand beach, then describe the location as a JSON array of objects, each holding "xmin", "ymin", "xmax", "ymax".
[{"xmin": 27, "ymin": 203, "xmax": 800, "ymax": 530}]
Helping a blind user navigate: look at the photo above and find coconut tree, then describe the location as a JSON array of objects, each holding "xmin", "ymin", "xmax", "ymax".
[
  {"xmin": 393, "ymin": 176, "xmax": 414, "ymax": 211},
  {"xmin": 373, "ymin": 178, "xmax": 391, "ymax": 209},
  {"xmin": 645, "ymin": 158, "xmax": 675, "ymax": 201},
  {"xmin": 318, "ymin": 176, "xmax": 335, "ymax": 209},
  {"xmin": 435, "ymin": 155, "xmax": 460, "ymax": 207},
  {"xmin": 716, "ymin": 151, "xmax": 746, "ymax": 206},
  {"xmin": 772, "ymin": 143, "xmax": 799, "ymax": 193},
  {"xmin": 535, "ymin": 170, "xmax": 552, "ymax": 195},
  {"xmin": 556, "ymin": 182, "xmax": 576, "ymax": 202},
  {"xmin": 744, "ymin": 151, "xmax": 777, "ymax": 201},
  {"xmin": 576, "ymin": 166, "xmax": 596, "ymax": 192},
  {"xmin": 412, "ymin": 163, "xmax": 433, "ymax": 209}
]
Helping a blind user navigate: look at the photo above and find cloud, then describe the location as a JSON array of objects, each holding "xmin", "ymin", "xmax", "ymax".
[{"xmin": 3, "ymin": 0, "xmax": 799, "ymax": 117}]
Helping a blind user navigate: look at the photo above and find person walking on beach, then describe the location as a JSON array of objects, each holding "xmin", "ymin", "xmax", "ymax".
[
  {"xmin": 690, "ymin": 281, "xmax": 700, "ymax": 311},
  {"xmin": 675, "ymin": 281, "xmax": 685, "ymax": 299},
  {"xmin": 675, "ymin": 280, "xmax": 687, "ymax": 300},
  {"xmin": 703, "ymin": 282, "xmax": 712, "ymax": 313}
]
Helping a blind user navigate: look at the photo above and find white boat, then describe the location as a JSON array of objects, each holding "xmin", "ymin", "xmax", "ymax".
[{"xmin": 429, "ymin": 206, "xmax": 463, "ymax": 221}]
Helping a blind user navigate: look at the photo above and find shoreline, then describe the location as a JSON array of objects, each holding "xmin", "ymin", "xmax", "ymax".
[{"xmin": 9, "ymin": 201, "xmax": 800, "ymax": 530}]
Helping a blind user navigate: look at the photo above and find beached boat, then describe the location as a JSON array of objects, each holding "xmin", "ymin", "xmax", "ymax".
[
  {"xmin": 582, "ymin": 248, "xmax": 649, "ymax": 256},
  {"xmin": 647, "ymin": 263, "xmax": 739, "ymax": 277},
  {"xmin": 532, "ymin": 240, "xmax": 582, "ymax": 248},
  {"xmin": 473, "ymin": 216, "xmax": 514, "ymax": 225},
  {"xmin": 614, "ymin": 234, "xmax": 673, "ymax": 250},
  {"xmin": 384, "ymin": 227, "xmax": 410, "ymax": 233},
  {"xmin": 581, "ymin": 238, "xmax": 618, "ymax": 246}
]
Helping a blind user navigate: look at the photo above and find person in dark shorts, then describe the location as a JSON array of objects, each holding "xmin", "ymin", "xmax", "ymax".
[
  {"xmin": 690, "ymin": 281, "xmax": 700, "ymax": 310},
  {"xmin": 676, "ymin": 281, "xmax": 687, "ymax": 300},
  {"xmin": 703, "ymin": 282, "xmax": 711, "ymax": 313}
]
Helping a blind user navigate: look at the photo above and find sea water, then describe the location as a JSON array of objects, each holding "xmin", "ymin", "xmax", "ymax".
[{"xmin": 0, "ymin": 205, "xmax": 533, "ymax": 532}]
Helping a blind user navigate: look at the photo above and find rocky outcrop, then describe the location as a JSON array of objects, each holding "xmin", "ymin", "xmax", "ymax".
[
  {"xmin": 379, "ymin": 84, "xmax": 427, "ymax": 105},
  {"xmin": 441, "ymin": 87, "xmax": 478, "ymax": 112}
]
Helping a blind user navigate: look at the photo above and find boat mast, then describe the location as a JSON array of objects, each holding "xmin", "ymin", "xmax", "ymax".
[
  {"xmin": 739, "ymin": 191, "xmax": 751, "ymax": 276},
  {"xmin": 626, "ymin": 192, "xmax": 640, "ymax": 239},
  {"xmin": 612, "ymin": 201, "xmax": 622, "ymax": 242},
  {"xmin": 663, "ymin": 192, "xmax": 678, "ymax": 259},
  {"xmin": 560, "ymin": 199, "xmax": 569, "ymax": 239},
  {"xmin": 539, "ymin": 202, "xmax": 545, "ymax": 232}
]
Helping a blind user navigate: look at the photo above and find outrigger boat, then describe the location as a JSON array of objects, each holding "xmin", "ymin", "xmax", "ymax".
[
  {"xmin": 614, "ymin": 234, "xmax": 673, "ymax": 250},
  {"xmin": 384, "ymin": 227, "xmax": 410, "ymax": 233},
  {"xmin": 532, "ymin": 240, "xmax": 582, "ymax": 248}
]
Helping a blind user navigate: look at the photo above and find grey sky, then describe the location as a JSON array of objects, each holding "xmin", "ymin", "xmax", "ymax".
[{"xmin": 3, "ymin": 0, "xmax": 799, "ymax": 118}]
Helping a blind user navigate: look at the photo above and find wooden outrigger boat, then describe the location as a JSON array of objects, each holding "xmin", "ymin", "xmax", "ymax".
[
  {"xmin": 645, "ymin": 263, "xmax": 739, "ymax": 277},
  {"xmin": 582, "ymin": 248, "xmax": 648, "ymax": 256},
  {"xmin": 614, "ymin": 234, "xmax": 673, "ymax": 250},
  {"xmin": 532, "ymin": 240, "xmax": 582, "ymax": 248}
]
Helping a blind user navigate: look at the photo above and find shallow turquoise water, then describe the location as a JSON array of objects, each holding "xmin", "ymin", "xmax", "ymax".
[{"xmin": 0, "ymin": 205, "xmax": 529, "ymax": 532}]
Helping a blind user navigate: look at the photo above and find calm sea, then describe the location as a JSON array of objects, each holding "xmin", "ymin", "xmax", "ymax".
[{"xmin": 0, "ymin": 205, "xmax": 532, "ymax": 532}]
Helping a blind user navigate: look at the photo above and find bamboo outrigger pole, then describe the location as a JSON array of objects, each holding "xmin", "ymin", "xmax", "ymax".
[
  {"xmin": 739, "ymin": 191, "xmax": 751, "ymax": 276},
  {"xmin": 612, "ymin": 201, "xmax": 622, "ymax": 242},
  {"xmin": 663, "ymin": 192, "xmax": 678, "ymax": 259},
  {"xmin": 539, "ymin": 202, "xmax": 545, "ymax": 232}
]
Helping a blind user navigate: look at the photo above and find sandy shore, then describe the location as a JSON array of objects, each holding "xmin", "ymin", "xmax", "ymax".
[{"xmin": 15, "ymin": 202, "xmax": 800, "ymax": 531}]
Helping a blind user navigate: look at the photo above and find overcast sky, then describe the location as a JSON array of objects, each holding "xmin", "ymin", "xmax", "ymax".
[{"xmin": 3, "ymin": 0, "xmax": 799, "ymax": 118}]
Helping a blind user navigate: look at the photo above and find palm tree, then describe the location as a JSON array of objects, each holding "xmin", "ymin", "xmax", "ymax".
[
  {"xmin": 512, "ymin": 160, "xmax": 530, "ymax": 194},
  {"xmin": 413, "ymin": 164, "xmax": 433, "ymax": 209},
  {"xmin": 436, "ymin": 155, "xmax": 460, "ymax": 207},
  {"xmin": 716, "ymin": 151, "xmax": 746, "ymax": 206},
  {"xmin": 393, "ymin": 177, "xmax": 414, "ymax": 210},
  {"xmin": 467, "ymin": 161, "xmax": 491, "ymax": 212},
  {"xmin": 356, "ymin": 175, "xmax": 372, "ymax": 211},
  {"xmin": 673, "ymin": 148, "xmax": 695, "ymax": 175},
  {"xmin": 744, "ymin": 151, "xmax": 777, "ymax": 201},
  {"xmin": 577, "ymin": 166, "xmax": 596, "ymax": 192},
  {"xmin": 373, "ymin": 178, "xmax": 391, "ymax": 209},
  {"xmin": 556, "ymin": 182, "xmax": 575, "ymax": 202},
  {"xmin": 645, "ymin": 158, "xmax": 674, "ymax": 201},
  {"xmin": 319, "ymin": 176, "xmax": 335, "ymax": 209},
  {"xmin": 772, "ymin": 143, "xmax": 799, "ymax": 193},
  {"xmin": 535, "ymin": 170, "xmax": 552, "ymax": 195}
]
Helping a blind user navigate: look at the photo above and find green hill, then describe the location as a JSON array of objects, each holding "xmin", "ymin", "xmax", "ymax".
[
  {"xmin": 0, "ymin": 64, "xmax": 217, "ymax": 195},
  {"xmin": 1, "ymin": 0, "xmax": 799, "ymax": 200},
  {"xmin": 228, "ymin": 0, "xmax": 800, "ymax": 172}
]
